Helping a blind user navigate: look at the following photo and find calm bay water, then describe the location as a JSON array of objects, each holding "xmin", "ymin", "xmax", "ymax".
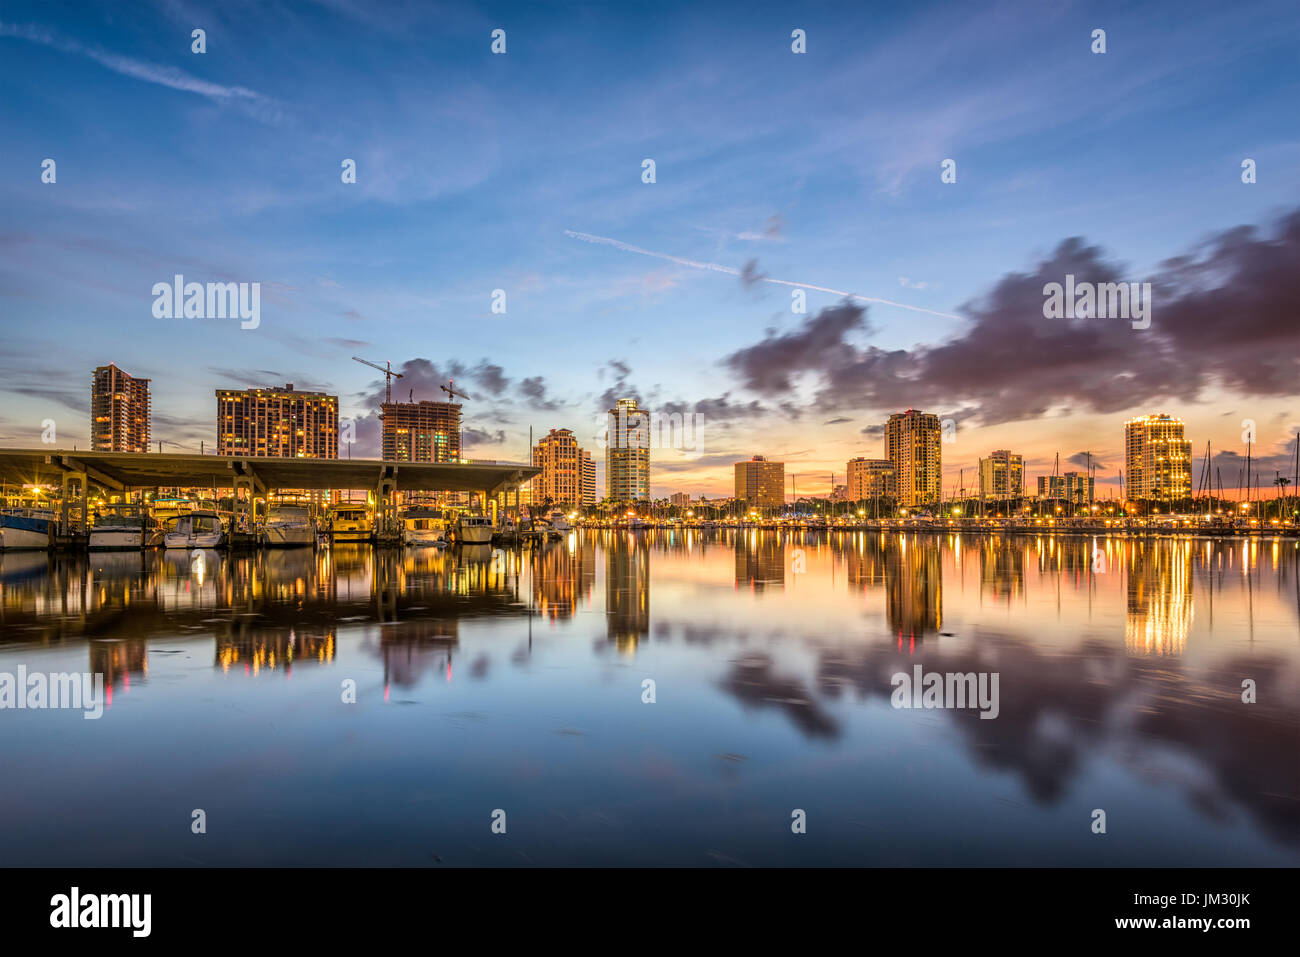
[{"xmin": 1, "ymin": 531, "xmax": 1296, "ymax": 866}]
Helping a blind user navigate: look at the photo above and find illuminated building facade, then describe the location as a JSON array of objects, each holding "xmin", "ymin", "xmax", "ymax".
[
  {"xmin": 847, "ymin": 457, "xmax": 896, "ymax": 500},
  {"xmin": 381, "ymin": 400, "xmax": 461, "ymax": 463},
  {"xmin": 91, "ymin": 363, "xmax": 151, "ymax": 452},
  {"xmin": 1125, "ymin": 414, "xmax": 1192, "ymax": 502},
  {"xmin": 605, "ymin": 398, "xmax": 650, "ymax": 502},
  {"xmin": 886, "ymin": 410, "xmax": 942, "ymax": 507},
  {"xmin": 978, "ymin": 450, "xmax": 1023, "ymax": 499},
  {"xmin": 216, "ymin": 383, "xmax": 338, "ymax": 458},
  {"xmin": 734, "ymin": 455, "xmax": 784, "ymax": 507}
]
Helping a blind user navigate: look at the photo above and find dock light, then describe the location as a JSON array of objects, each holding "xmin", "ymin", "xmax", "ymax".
[{"xmin": 952, "ymin": 508, "xmax": 961, "ymax": 517}]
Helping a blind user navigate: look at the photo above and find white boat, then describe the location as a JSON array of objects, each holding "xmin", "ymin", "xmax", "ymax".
[
  {"xmin": 548, "ymin": 511, "xmax": 572, "ymax": 533},
  {"xmin": 456, "ymin": 513, "xmax": 494, "ymax": 545},
  {"xmin": 402, "ymin": 508, "xmax": 449, "ymax": 547},
  {"xmin": 0, "ymin": 509, "xmax": 55, "ymax": 550},
  {"xmin": 262, "ymin": 505, "xmax": 315, "ymax": 547},
  {"xmin": 89, "ymin": 505, "xmax": 164, "ymax": 550},
  {"xmin": 328, "ymin": 504, "xmax": 372, "ymax": 543},
  {"xmin": 164, "ymin": 510, "xmax": 225, "ymax": 549}
]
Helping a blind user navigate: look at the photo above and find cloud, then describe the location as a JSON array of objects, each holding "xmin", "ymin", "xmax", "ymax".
[
  {"xmin": 719, "ymin": 207, "xmax": 1300, "ymax": 428},
  {"xmin": 463, "ymin": 427, "xmax": 506, "ymax": 447},
  {"xmin": 824, "ymin": 417, "xmax": 852, "ymax": 425},
  {"xmin": 724, "ymin": 301, "xmax": 870, "ymax": 394},
  {"xmin": 740, "ymin": 258, "xmax": 768, "ymax": 290},
  {"xmin": 518, "ymin": 376, "xmax": 561, "ymax": 411}
]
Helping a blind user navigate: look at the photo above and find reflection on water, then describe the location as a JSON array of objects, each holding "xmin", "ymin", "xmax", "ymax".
[{"xmin": 0, "ymin": 531, "xmax": 1296, "ymax": 866}]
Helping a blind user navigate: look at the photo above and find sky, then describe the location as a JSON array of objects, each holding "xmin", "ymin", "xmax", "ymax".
[{"xmin": 1, "ymin": 0, "xmax": 1298, "ymax": 499}]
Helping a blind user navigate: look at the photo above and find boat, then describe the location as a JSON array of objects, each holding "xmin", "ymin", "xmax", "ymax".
[
  {"xmin": 548, "ymin": 511, "xmax": 573, "ymax": 534},
  {"xmin": 402, "ymin": 507, "xmax": 449, "ymax": 547},
  {"xmin": 163, "ymin": 510, "xmax": 226, "ymax": 549},
  {"xmin": 89, "ymin": 504, "xmax": 164, "ymax": 550},
  {"xmin": 0, "ymin": 508, "xmax": 55, "ymax": 550},
  {"xmin": 262, "ymin": 504, "xmax": 315, "ymax": 547},
  {"xmin": 456, "ymin": 513, "xmax": 495, "ymax": 545},
  {"xmin": 328, "ymin": 503, "xmax": 372, "ymax": 543}
]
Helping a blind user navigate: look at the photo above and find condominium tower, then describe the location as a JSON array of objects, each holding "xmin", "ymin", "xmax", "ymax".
[
  {"xmin": 605, "ymin": 398, "xmax": 650, "ymax": 502},
  {"xmin": 734, "ymin": 456, "xmax": 784, "ymax": 508},
  {"xmin": 216, "ymin": 383, "xmax": 339, "ymax": 458},
  {"xmin": 1125, "ymin": 414, "xmax": 1192, "ymax": 501},
  {"xmin": 978, "ymin": 450, "xmax": 1024, "ymax": 500},
  {"xmin": 91, "ymin": 363, "xmax": 151, "ymax": 452},
  {"xmin": 885, "ymin": 410, "xmax": 942, "ymax": 507}
]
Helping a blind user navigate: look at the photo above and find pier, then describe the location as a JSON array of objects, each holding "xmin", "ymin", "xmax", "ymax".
[{"xmin": 0, "ymin": 448, "xmax": 539, "ymax": 549}]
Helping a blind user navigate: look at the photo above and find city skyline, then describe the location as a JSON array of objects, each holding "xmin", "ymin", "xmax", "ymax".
[{"xmin": 2, "ymin": 0, "xmax": 1297, "ymax": 498}]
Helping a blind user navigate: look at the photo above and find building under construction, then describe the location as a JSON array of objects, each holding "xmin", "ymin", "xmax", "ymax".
[{"xmin": 381, "ymin": 400, "xmax": 462, "ymax": 464}]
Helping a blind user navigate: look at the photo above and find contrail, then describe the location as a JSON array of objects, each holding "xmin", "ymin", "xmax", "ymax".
[{"xmin": 565, "ymin": 230, "xmax": 962, "ymax": 320}]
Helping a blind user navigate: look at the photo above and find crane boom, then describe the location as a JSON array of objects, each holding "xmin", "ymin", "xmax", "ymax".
[{"xmin": 352, "ymin": 356, "xmax": 404, "ymax": 405}]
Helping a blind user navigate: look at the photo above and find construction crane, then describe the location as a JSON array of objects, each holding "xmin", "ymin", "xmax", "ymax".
[
  {"xmin": 440, "ymin": 379, "xmax": 469, "ymax": 404},
  {"xmin": 352, "ymin": 356, "xmax": 403, "ymax": 406}
]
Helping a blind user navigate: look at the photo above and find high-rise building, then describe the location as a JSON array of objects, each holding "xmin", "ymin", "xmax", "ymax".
[
  {"xmin": 381, "ymin": 399, "xmax": 461, "ymax": 463},
  {"xmin": 978, "ymin": 450, "xmax": 1024, "ymax": 500},
  {"xmin": 532, "ymin": 428, "xmax": 582, "ymax": 507},
  {"xmin": 846, "ymin": 457, "xmax": 895, "ymax": 500},
  {"xmin": 885, "ymin": 410, "xmax": 942, "ymax": 507},
  {"xmin": 605, "ymin": 398, "xmax": 650, "ymax": 502},
  {"xmin": 670, "ymin": 492, "xmax": 691, "ymax": 507},
  {"xmin": 579, "ymin": 450, "xmax": 596, "ymax": 507},
  {"xmin": 216, "ymin": 383, "xmax": 338, "ymax": 458},
  {"xmin": 734, "ymin": 456, "xmax": 784, "ymax": 507},
  {"xmin": 1125, "ymin": 414, "xmax": 1192, "ymax": 502},
  {"xmin": 91, "ymin": 364, "xmax": 151, "ymax": 453},
  {"xmin": 1063, "ymin": 471, "xmax": 1095, "ymax": 504},
  {"xmin": 1037, "ymin": 475, "xmax": 1066, "ymax": 499}
]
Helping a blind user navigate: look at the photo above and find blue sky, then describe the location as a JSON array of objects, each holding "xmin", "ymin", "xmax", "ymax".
[{"xmin": 2, "ymin": 0, "xmax": 1297, "ymax": 496}]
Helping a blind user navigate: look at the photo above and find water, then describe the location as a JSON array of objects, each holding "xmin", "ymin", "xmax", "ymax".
[{"xmin": 1, "ymin": 531, "xmax": 1296, "ymax": 866}]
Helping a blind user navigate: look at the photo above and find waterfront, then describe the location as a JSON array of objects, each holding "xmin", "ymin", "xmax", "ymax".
[{"xmin": 0, "ymin": 530, "xmax": 1296, "ymax": 866}]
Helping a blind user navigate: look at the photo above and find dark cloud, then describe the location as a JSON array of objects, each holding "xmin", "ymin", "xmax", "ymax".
[
  {"xmin": 824, "ymin": 416, "xmax": 852, "ymax": 425},
  {"xmin": 463, "ymin": 427, "xmax": 506, "ymax": 447},
  {"xmin": 471, "ymin": 361, "xmax": 509, "ymax": 397},
  {"xmin": 721, "ymin": 209, "xmax": 1300, "ymax": 427},
  {"xmin": 740, "ymin": 258, "xmax": 768, "ymax": 289},
  {"xmin": 1067, "ymin": 451, "xmax": 1108, "ymax": 470},
  {"xmin": 518, "ymin": 376, "xmax": 561, "ymax": 411},
  {"xmin": 861, "ymin": 424, "xmax": 884, "ymax": 438},
  {"xmin": 725, "ymin": 300, "xmax": 870, "ymax": 394}
]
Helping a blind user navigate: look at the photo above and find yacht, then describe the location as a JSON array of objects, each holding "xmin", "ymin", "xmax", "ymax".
[
  {"xmin": 262, "ymin": 504, "xmax": 315, "ymax": 547},
  {"xmin": 328, "ymin": 503, "xmax": 372, "ymax": 543},
  {"xmin": 0, "ymin": 508, "xmax": 56, "ymax": 550},
  {"xmin": 402, "ymin": 507, "xmax": 449, "ymax": 547},
  {"xmin": 89, "ymin": 505, "xmax": 164, "ymax": 550},
  {"xmin": 456, "ymin": 513, "xmax": 494, "ymax": 545},
  {"xmin": 548, "ymin": 511, "xmax": 573, "ymax": 533},
  {"xmin": 163, "ymin": 510, "xmax": 225, "ymax": 549}
]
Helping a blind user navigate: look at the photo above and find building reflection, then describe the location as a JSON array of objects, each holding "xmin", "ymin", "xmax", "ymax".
[
  {"xmin": 1126, "ymin": 541, "xmax": 1194, "ymax": 656},
  {"xmin": 734, "ymin": 531, "xmax": 785, "ymax": 591},
  {"xmin": 980, "ymin": 539, "xmax": 1025, "ymax": 602},
  {"xmin": 88, "ymin": 637, "xmax": 148, "ymax": 691},
  {"xmin": 885, "ymin": 535, "xmax": 941, "ymax": 638},
  {"xmin": 215, "ymin": 627, "xmax": 336, "ymax": 674},
  {"xmin": 533, "ymin": 536, "xmax": 594, "ymax": 620},
  {"xmin": 606, "ymin": 533, "xmax": 649, "ymax": 653}
]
